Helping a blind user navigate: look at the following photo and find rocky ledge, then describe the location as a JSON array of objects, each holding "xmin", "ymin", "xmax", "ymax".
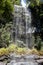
[{"xmin": 0, "ymin": 53, "xmax": 43, "ymax": 65}]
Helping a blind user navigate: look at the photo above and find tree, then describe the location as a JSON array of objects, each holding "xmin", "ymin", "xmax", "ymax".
[
  {"xmin": 0, "ymin": 0, "xmax": 20, "ymax": 27},
  {"xmin": 0, "ymin": 0, "xmax": 20, "ymax": 47},
  {"xmin": 29, "ymin": 0, "xmax": 43, "ymax": 50}
]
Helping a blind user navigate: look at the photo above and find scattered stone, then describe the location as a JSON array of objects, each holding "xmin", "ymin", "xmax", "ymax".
[
  {"xmin": 0, "ymin": 56, "xmax": 5, "ymax": 61},
  {"xmin": 0, "ymin": 54, "xmax": 43, "ymax": 65},
  {"xmin": 0, "ymin": 62, "xmax": 6, "ymax": 65}
]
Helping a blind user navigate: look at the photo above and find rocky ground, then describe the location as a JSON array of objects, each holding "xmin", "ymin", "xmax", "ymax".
[{"xmin": 0, "ymin": 53, "xmax": 43, "ymax": 65}]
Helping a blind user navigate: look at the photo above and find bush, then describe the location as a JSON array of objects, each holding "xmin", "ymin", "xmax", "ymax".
[
  {"xmin": 0, "ymin": 48, "xmax": 9, "ymax": 56},
  {"xmin": 0, "ymin": 44, "xmax": 43, "ymax": 56},
  {"xmin": 16, "ymin": 48, "xmax": 27, "ymax": 55},
  {"xmin": 34, "ymin": 36, "xmax": 42, "ymax": 50},
  {"xmin": 0, "ymin": 0, "xmax": 20, "ymax": 27},
  {"xmin": 0, "ymin": 0, "xmax": 14, "ymax": 25},
  {"xmin": 0, "ymin": 23, "xmax": 12, "ymax": 47},
  {"xmin": 8, "ymin": 44, "xmax": 18, "ymax": 52}
]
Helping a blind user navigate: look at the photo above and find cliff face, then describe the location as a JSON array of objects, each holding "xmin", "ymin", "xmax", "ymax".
[{"xmin": 12, "ymin": 5, "xmax": 34, "ymax": 48}]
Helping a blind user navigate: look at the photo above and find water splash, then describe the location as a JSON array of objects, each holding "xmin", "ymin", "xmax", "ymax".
[
  {"xmin": 21, "ymin": 0, "xmax": 27, "ymax": 7},
  {"xmin": 21, "ymin": 0, "xmax": 30, "ymax": 8}
]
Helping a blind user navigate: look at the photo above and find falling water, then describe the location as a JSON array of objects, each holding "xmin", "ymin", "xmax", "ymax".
[
  {"xmin": 9, "ymin": 1, "xmax": 39, "ymax": 65},
  {"xmin": 21, "ymin": 0, "xmax": 32, "ymax": 47},
  {"xmin": 21, "ymin": 0, "xmax": 27, "ymax": 7},
  {"xmin": 12, "ymin": 0, "xmax": 35, "ymax": 48}
]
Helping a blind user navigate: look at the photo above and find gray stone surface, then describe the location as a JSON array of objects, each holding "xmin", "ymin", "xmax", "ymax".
[
  {"xmin": 0, "ymin": 62, "xmax": 6, "ymax": 65},
  {"xmin": 7, "ymin": 62, "xmax": 38, "ymax": 65},
  {"xmin": 0, "ymin": 54, "xmax": 43, "ymax": 65},
  {"xmin": 7, "ymin": 54, "xmax": 38, "ymax": 65}
]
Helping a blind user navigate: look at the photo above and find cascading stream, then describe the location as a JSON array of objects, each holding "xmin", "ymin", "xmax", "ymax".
[
  {"xmin": 10, "ymin": 1, "xmax": 39, "ymax": 65},
  {"xmin": 21, "ymin": 0, "xmax": 27, "ymax": 7},
  {"xmin": 21, "ymin": 0, "xmax": 32, "ymax": 47},
  {"xmin": 12, "ymin": 0, "xmax": 35, "ymax": 48}
]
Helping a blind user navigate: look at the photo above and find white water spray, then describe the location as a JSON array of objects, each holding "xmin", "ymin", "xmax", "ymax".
[
  {"xmin": 21, "ymin": 0, "xmax": 27, "ymax": 7},
  {"xmin": 12, "ymin": 0, "xmax": 35, "ymax": 48},
  {"xmin": 20, "ymin": 0, "xmax": 32, "ymax": 47}
]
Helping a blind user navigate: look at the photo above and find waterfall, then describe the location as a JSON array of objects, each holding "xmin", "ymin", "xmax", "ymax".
[
  {"xmin": 21, "ymin": 0, "xmax": 32, "ymax": 47},
  {"xmin": 21, "ymin": 0, "xmax": 30, "ymax": 8},
  {"xmin": 21, "ymin": 0, "xmax": 27, "ymax": 7},
  {"xmin": 12, "ymin": 0, "xmax": 35, "ymax": 48}
]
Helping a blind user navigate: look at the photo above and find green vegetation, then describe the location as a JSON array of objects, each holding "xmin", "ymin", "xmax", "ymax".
[
  {"xmin": 0, "ymin": 44, "xmax": 43, "ymax": 56},
  {"xmin": 0, "ymin": 0, "xmax": 20, "ymax": 47},
  {"xmin": 14, "ymin": 0, "xmax": 20, "ymax": 5},
  {"xmin": 0, "ymin": 0, "xmax": 14, "ymax": 24},
  {"xmin": 29, "ymin": 0, "xmax": 43, "ymax": 50},
  {"xmin": 0, "ymin": 0, "xmax": 20, "ymax": 27},
  {"xmin": 0, "ymin": 0, "xmax": 43, "ymax": 52},
  {"xmin": 0, "ymin": 23, "xmax": 12, "ymax": 47}
]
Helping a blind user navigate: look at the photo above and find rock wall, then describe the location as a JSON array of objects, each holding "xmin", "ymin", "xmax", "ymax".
[{"xmin": 12, "ymin": 5, "xmax": 34, "ymax": 48}]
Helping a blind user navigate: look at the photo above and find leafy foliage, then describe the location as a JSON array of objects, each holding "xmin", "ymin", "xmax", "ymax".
[
  {"xmin": 34, "ymin": 36, "xmax": 42, "ymax": 50},
  {"xmin": 0, "ymin": 44, "xmax": 43, "ymax": 56},
  {"xmin": 29, "ymin": 0, "xmax": 43, "ymax": 50},
  {"xmin": 0, "ymin": 0, "xmax": 20, "ymax": 27},
  {"xmin": 0, "ymin": 0, "xmax": 14, "ymax": 27},
  {"xmin": 0, "ymin": 23, "xmax": 12, "ymax": 47},
  {"xmin": 13, "ymin": 0, "xmax": 20, "ymax": 5},
  {"xmin": 30, "ymin": 0, "xmax": 40, "ymax": 6},
  {"xmin": 0, "ymin": 0, "xmax": 20, "ymax": 47}
]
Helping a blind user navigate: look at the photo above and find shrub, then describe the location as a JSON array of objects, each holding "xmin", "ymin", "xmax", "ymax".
[
  {"xmin": 16, "ymin": 48, "xmax": 27, "ymax": 55},
  {"xmin": 0, "ymin": 44, "xmax": 43, "ymax": 56},
  {"xmin": 31, "ymin": 48, "xmax": 39, "ymax": 55},
  {"xmin": 0, "ymin": 48, "xmax": 8, "ymax": 56},
  {"xmin": 8, "ymin": 44, "xmax": 18, "ymax": 52},
  {"xmin": 39, "ymin": 50, "xmax": 43, "ymax": 56},
  {"xmin": 0, "ymin": 23, "xmax": 12, "ymax": 47},
  {"xmin": 34, "ymin": 36, "xmax": 42, "ymax": 50}
]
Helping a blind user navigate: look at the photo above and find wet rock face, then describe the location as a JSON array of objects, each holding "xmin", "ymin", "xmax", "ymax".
[{"xmin": 12, "ymin": 5, "xmax": 34, "ymax": 48}]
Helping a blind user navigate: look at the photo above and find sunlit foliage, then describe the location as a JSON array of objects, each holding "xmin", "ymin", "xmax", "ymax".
[{"xmin": 0, "ymin": 44, "xmax": 43, "ymax": 56}]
